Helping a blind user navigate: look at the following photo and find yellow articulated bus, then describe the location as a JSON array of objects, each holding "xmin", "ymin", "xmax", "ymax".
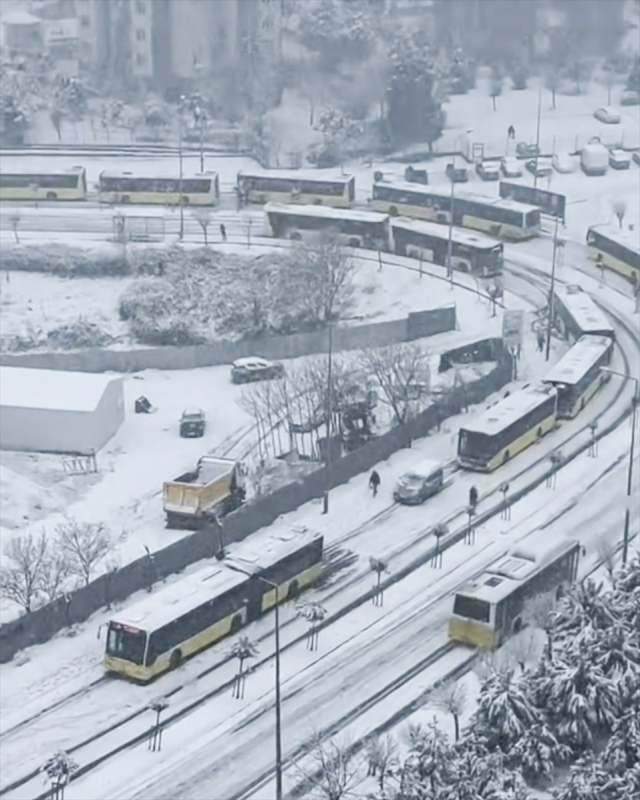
[
  {"xmin": 371, "ymin": 181, "xmax": 541, "ymax": 241},
  {"xmin": 542, "ymin": 335, "xmax": 614, "ymax": 419},
  {"xmin": 0, "ymin": 166, "xmax": 87, "ymax": 201},
  {"xmin": 586, "ymin": 225, "xmax": 640, "ymax": 286},
  {"xmin": 98, "ymin": 170, "xmax": 219, "ymax": 205},
  {"xmin": 457, "ymin": 384, "xmax": 558, "ymax": 471},
  {"xmin": 104, "ymin": 528, "xmax": 323, "ymax": 682},
  {"xmin": 448, "ymin": 537, "xmax": 581, "ymax": 648},
  {"xmin": 238, "ymin": 170, "xmax": 355, "ymax": 208}
]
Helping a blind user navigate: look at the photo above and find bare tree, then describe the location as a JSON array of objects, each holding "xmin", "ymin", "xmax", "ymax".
[
  {"xmin": 489, "ymin": 66, "xmax": 504, "ymax": 111},
  {"xmin": 10, "ymin": 213, "xmax": 20, "ymax": 244},
  {"xmin": 545, "ymin": 68, "xmax": 560, "ymax": 110},
  {"xmin": 296, "ymin": 732, "xmax": 365, "ymax": 800},
  {"xmin": 243, "ymin": 211, "xmax": 253, "ymax": 248},
  {"xmin": 612, "ymin": 199, "xmax": 627, "ymax": 229},
  {"xmin": 54, "ymin": 519, "xmax": 114, "ymax": 586},
  {"xmin": 358, "ymin": 342, "xmax": 430, "ymax": 433},
  {"xmin": 38, "ymin": 551, "xmax": 71, "ymax": 603},
  {"xmin": 364, "ymin": 734, "xmax": 398, "ymax": 792},
  {"xmin": 431, "ymin": 681, "xmax": 467, "ymax": 742},
  {"xmin": 230, "ymin": 636, "xmax": 259, "ymax": 699},
  {"xmin": 0, "ymin": 532, "xmax": 49, "ymax": 613},
  {"xmin": 297, "ymin": 601, "xmax": 327, "ymax": 651},
  {"xmin": 191, "ymin": 207, "xmax": 212, "ymax": 246}
]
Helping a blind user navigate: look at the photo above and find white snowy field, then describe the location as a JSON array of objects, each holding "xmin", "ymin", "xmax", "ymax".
[{"xmin": 1, "ymin": 424, "xmax": 634, "ymax": 800}]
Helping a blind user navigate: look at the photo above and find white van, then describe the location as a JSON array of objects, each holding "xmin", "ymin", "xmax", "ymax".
[
  {"xmin": 581, "ymin": 143, "xmax": 609, "ymax": 176},
  {"xmin": 393, "ymin": 460, "xmax": 444, "ymax": 505}
]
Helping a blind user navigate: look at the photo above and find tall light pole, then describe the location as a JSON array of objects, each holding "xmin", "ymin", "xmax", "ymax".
[
  {"xmin": 323, "ymin": 318, "xmax": 333, "ymax": 514},
  {"xmin": 178, "ymin": 94, "xmax": 185, "ymax": 240},
  {"xmin": 533, "ymin": 82, "xmax": 542, "ymax": 189},
  {"xmin": 545, "ymin": 214, "xmax": 560, "ymax": 362},
  {"xmin": 446, "ymin": 129, "xmax": 473, "ymax": 287},
  {"xmin": 601, "ymin": 368, "xmax": 638, "ymax": 565},
  {"xmin": 227, "ymin": 567, "xmax": 283, "ymax": 799}
]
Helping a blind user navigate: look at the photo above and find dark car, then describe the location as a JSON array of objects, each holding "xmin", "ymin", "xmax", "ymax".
[
  {"xmin": 476, "ymin": 161, "xmax": 500, "ymax": 181},
  {"xmin": 180, "ymin": 408, "xmax": 206, "ymax": 438},
  {"xmin": 445, "ymin": 162, "xmax": 469, "ymax": 183},
  {"xmin": 516, "ymin": 142, "xmax": 540, "ymax": 159},
  {"xmin": 525, "ymin": 158, "xmax": 553, "ymax": 177},
  {"xmin": 393, "ymin": 460, "xmax": 444, "ymax": 505},
  {"xmin": 231, "ymin": 357, "xmax": 285, "ymax": 384},
  {"xmin": 633, "ymin": 151, "xmax": 640, "ymax": 166}
]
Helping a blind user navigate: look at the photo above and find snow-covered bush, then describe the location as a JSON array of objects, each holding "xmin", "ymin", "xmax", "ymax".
[{"xmin": 46, "ymin": 318, "xmax": 113, "ymax": 350}]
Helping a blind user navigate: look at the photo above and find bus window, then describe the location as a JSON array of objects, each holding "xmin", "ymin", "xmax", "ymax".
[
  {"xmin": 526, "ymin": 209, "xmax": 541, "ymax": 228},
  {"xmin": 453, "ymin": 595, "xmax": 491, "ymax": 623}
]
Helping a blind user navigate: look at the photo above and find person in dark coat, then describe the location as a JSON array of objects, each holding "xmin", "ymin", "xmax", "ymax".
[
  {"xmin": 508, "ymin": 125, "xmax": 515, "ymax": 139},
  {"xmin": 537, "ymin": 330, "xmax": 545, "ymax": 352},
  {"xmin": 220, "ymin": 223, "xmax": 227, "ymax": 242},
  {"xmin": 369, "ymin": 470, "xmax": 381, "ymax": 497},
  {"xmin": 469, "ymin": 485, "xmax": 478, "ymax": 509}
]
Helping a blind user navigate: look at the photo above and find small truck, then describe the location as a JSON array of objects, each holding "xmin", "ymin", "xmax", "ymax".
[{"xmin": 163, "ymin": 456, "xmax": 246, "ymax": 529}]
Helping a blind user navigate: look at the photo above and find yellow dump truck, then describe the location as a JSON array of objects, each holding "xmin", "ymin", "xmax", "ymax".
[{"xmin": 163, "ymin": 456, "xmax": 246, "ymax": 529}]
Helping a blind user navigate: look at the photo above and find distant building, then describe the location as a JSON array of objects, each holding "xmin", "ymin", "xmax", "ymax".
[
  {"xmin": 1, "ymin": 8, "xmax": 43, "ymax": 54},
  {"xmin": 0, "ymin": 367, "xmax": 125, "ymax": 454}
]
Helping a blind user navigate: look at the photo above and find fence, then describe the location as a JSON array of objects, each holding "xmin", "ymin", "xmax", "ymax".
[
  {"xmin": 0, "ymin": 308, "xmax": 456, "ymax": 374},
  {"xmin": 0, "ymin": 345, "xmax": 511, "ymax": 663}
]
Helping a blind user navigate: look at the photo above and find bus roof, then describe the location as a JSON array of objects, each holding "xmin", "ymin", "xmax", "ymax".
[
  {"xmin": 542, "ymin": 336, "xmax": 613, "ymax": 387},
  {"xmin": 554, "ymin": 284, "xmax": 614, "ymax": 336},
  {"xmin": 99, "ymin": 170, "xmax": 217, "ymax": 180},
  {"xmin": 110, "ymin": 565, "xmax": 249, "ymax": 633},
  {"xmin": 391, "ymin": 216, "xmax": 503, "ymax": 250},
  {"xmin": 588, "ymin": 224, "xmax": 640, "ymax": 254},
  {"xmin": 455, "ymin": 538, "xmax": 580, "ymax": 605},
  {"xmin": 224, "ymin": 526, "xmax": 322, "ymax": 575},
  {"xmin": 264, "ymin": 202, "xmax": 388, "ymax": 224},
  {"xmin": 0, "ymin": 166, "xmax": 85, "ymax": 176},
  {"xmin": 374, "ymin": 181, "xmax": 540, "ymax": 214},
  {"xmin": 460, "ymin": 384, "xmax": 557, "ymax": 437},
  {"xmin": 239, "ymin": 169, "xmax": 354, "ymax": 184}
]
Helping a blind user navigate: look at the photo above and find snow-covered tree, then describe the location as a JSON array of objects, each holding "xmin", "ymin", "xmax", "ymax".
[
  {"xmin": 40, "ymin": 751, "xmax": 78, "ymax": 800},
  {"xmin": 508, "ymin": 721, "xmax": 571, "ymax": 783},
  {"xmin": 602, "ymin": 684, "xmax": 640, "ymax": 775},
  {"xmin": 398, "ymin": 720, "xmax": 453, "ymax": 797},
  {"xmin": 0, "ymin": 532, "xmax": 49, "ymax": 613},
  {"xmin": 432, "ymin": 681, "xmax": 467, "ymax": 742},
  {"xmin": 54, "ymin": 519, "xmax": 115, "ymax": 586},
  {"xmin": 551, "ymin": 580, "xmax": 618, "ymax": 640},
  {"xmin": 298, "ymin": 0, "xmax": 377, "ymax": 68},
  {"xmin": 297, "ymin": 732, "xmax": 365, "ymax": 800}
]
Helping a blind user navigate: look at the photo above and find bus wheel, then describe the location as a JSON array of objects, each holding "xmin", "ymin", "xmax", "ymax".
[
  {"xmin": 230, "ymin": 614, "xmax": 242, "ymax": 634},
  {"xmin": 503, "ymin": 450, "xmax": 510, "ymax": 463},
  {"xmin": 180, "ymin": 196, "xmax": 190, "ymax": 205},
  {"xmin": 536, "ymin": 427, "xmax": 543, "ymax": 439},
  {"xmin": 556, "ymin": 583, "xmax": 566, "ymax": 600},
  {"xmin": 46, "ymin": 192, "xmax": 57, "ymax": 201},
  {"xmin": 348, "ymin": 237, "xmax": 360, "ymax": 248},
  {"xmin": 290, "ymin": 232, "xmax": 302, "ymax": 241},
  {"xmin": 121, "ymin": 195, "xmax": 130, "ymax": 203},
  {"xmin": 287, "ymin": 580, "xmax": 300, "ymax": 601},
  {"xmin": 389, "ymin": 206, "xmax": 399, "ymax": 216},
  {"xmin": 513, "ymin": 617, "xmax": 522, "ymax": 634},
  {"xmin": 169, "ymin": 649, "xmax": 183, "ymax": 670}
]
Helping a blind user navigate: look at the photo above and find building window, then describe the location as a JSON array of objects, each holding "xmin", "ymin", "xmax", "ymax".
[
  {"xmin": 136, "ymin": 28, "xmax": 146, "ymax": 41},
  {"xmin": 136, "ymin": 53, "xmax": 146, "ymax": 66},
  {"xmin": 80, "ymin": 14, "xmax": 91, "ymax": 28},
  {"xmin": 135, "ymin": 1, "xmax": 146, "ymax": 14}
]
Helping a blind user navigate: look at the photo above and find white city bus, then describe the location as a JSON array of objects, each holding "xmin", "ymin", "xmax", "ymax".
[
  {"xmin": 586, "ymin": 225, "xmax": 640, "ymax": 286},
  {"xmin": 98, "ymin": 171, "xmax": 219, "ymax": 205},
  {"xmin": 0, "ymin": 166, "xmax": 87, "ymax": 201},
  {"xmin": 552, "ymin": 284, "xmax": 615, "ymax": 343},
  {"xmin": 238, "ymin": 170, "xmax": 355, "ymax": 208}
]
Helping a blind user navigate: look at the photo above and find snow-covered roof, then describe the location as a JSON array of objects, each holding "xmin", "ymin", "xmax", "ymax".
[
  {"xmin": 400, "ymin": 459, "xmax": 443, "ymax": 478},
  {"xmin": 588, "ymin": 224, "xmax": 640, "ymax": 255},
  {"xmin": 460, "ymin": 384, "xmax": 557, "ymax": 437},
  {"xmin": 391, "ymin": 216, "xmax": 503, "ymax": 250},
  {"xmin": 264, "ymin": 202, "xmax": 388, "ymax": 224},
  {"xmin": 110, "ymin": 566, "xmax": 249, "ymax": 633},
  {"xmin": 542, "ymin": 336, "xmax": 613, "ymax": 387},
  {"xmin": 238, "ymin": 169, "xmax": 354, "ymax": 184},
  {"xmin": 0, "ymin": 367, "xmax": 118, "ymax": 413},
  {"xmin": 553, "ymin": 285, "xmax": 614, "ymax": 336},
  {"xmin": 373, "ymin": 181, "xmax": 540, "ymax": 214},
  {"xmin": 99, "ymin": 170, "xmax": 216, "ymax": 180},
  {"xmin": 0, "ymin": 166, "xmax": 85, "ymax": 177},
  {"xmin": 454, "ymin": 539, "xmax": 580, "ymax": 606},
  {"xmin": 232, "ymin": 357, "xmax": 272, "ymax": 369},
  {"xmin": 224, "ymin": 527, "xmax": 322, "ymax": 575}
]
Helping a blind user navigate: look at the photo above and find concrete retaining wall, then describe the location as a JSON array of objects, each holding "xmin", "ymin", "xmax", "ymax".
[{"xmin": 0, "ymin": 346, "xmax": 511, "ymax": 663}]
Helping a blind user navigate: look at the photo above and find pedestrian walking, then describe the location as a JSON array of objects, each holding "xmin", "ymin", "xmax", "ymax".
[
  {"xmin": 469, "ymin": 485, "xmax": 478, "ymax": 510},
  {"xmin": 369, "ymin": 470, "xmax": 381, "ymax": 497},
  {"xmin": 220, "ymin": 223, "xmax": 227, "ymax": 242},
  {"xmin": 508, "ymin": 125, "xmax": 515, "ymax": 140},
  {"xmin": 537, "ymin": 330, "xmax": 545, "ymax": 352}
]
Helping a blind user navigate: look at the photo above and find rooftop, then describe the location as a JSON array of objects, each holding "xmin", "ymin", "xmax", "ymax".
[
  {"xmin": 264, "ymin": 202, "xmax": 388, "ymax": 224},
  {"xmin": 391, "ymin": 216, "xmax": 503, "ymax": 249},
  {"xmin": 543, "ymin": 336, "xmax": 613, "ymax": 386},
  {"xmin": 460, "ymin": 384, "xmax": 557, "ymax": 436},
  {"xmin": 374, "ymin": 180, "xmax": 540, "ymax": 214},
  {"xmin": 0, "ymin": 367, "xmax": 119, "ymax": 413},
  {"xmin": 238, "ymin": 169, "xmax": 353, "ymax": 183},
  {"xmin": 224, "ymin": 526, "xmax": 322, "ymax": 574},
  {"xmin": 554, "ymin": 285, "xmax": 614, "ymax": 335}
]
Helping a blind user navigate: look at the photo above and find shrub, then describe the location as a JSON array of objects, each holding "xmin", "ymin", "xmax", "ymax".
[
  {"xmin": 46, "ymin": 318, "xmax": 112, "ymax": 350},
  {"xmin": 118, "ymin": 278, "xmax": 175, "ymax": 321}
]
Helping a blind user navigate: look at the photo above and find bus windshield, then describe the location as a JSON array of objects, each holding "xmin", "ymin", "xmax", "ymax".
[
  {"xmin": 477, "ymin": 245, "xmax": 503, "ymax": 273},
  {"xmin": 458, "ymin": 429, "xmax": 494, "ymax": 458},
  {"xmin": 453, "ymin": 595, "xmax": 491, "ymax": 622},
  {"xmin": 106, "ymin": 623, "xmax": 146, "ymax": 665}
]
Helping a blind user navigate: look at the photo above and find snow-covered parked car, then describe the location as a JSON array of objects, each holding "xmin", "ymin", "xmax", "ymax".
[
  {"xmin": 594, "ymin": 107, "xmax": 621, "ymax": 124},
  {"xmin": 180, "ymin": 408, "xmax": 206, "ymax": 438},
  {"xmin": 609, "ymin": 149, "xmax": 630, "ymax": 170},
  {"xmin": 501, "ymin": 157, "xmax": 522, "ymax": 178},
  {"xmin": 393, "ymin": 460, "xmax": 444, "ymax": 505},
  {"xmin": 231, "ymin": 357, "xmax": 285, "ymax": 384},
  {"xmin": 633, "ymin": 152, "xmax": 640, "ymax": 166},
  {"xmin": 621, "ymin": 90, "xmax": 640, "ymax": 106},
  {"xmin": 552, "ymin": 152, "xmax": 577, "ymax": 174},
  {"xmin": 525, "ymin": 158, "xmax": 553, "ymax": 177},
  {"xmin": 476, "ymin": 161, "xmax": 500, "ymax": 181}
]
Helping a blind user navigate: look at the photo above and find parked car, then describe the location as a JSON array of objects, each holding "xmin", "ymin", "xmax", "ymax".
[
  {"xmin": 516, "ymin": 142, "xmax": 540, "ymax": 158},
  {"xmin": 445, "ymin": 162, "xmax": 469, "ymax": 182},
  {"xmin": 633, "ymin": 152, "xmax": 640, "ymax": 166},
  {"xmin": 609, "ymin": 149, "xmax": 630, "ymax": 170},
  {"xmin": 621, "ymin": 90, "xmax": 640, "ymax": 106},
  {"xmin": 476, "ymin": 160, "xmax": 500, "ymax": 181},
  {"xmin": 594, "ymin": 107, "xmax": 621, "ymax": 124},
  {"xmin": 231, "ymin": 357, "xmax": 285, "ymax": 384},
  {"xmin": 525, "ymin": 158, "xmax": 553, "ymax": 177},
  {"xmin": 180, "ymin": 408, "xmax": 206, "ymax": 438},
  {"xmin": 501, "ymin": 157, "xmax": 522, "ymax": 178},
  {"xmin": 393, "ymin": 460, "xmax": 444, "ymax": 505},
  {"xmin": 552, "ymin": 152, "xmax": 577, "ymax": 174}
]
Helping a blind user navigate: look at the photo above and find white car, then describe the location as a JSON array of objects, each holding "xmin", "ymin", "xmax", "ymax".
[
  {"xmin": 594, "ymin": 107, "xmax": 621, "ymax": 124},
  {"xmin": 501, "ymin": 157, "xmax": 522, "ymax": 178},
  {"xmin": 609, "ymin": 149, "xmax": 630, "ymax": 170},
  {"xmin": 552, "ymin": 153, "xmax": 576, "ymax": 174},
  {"xmin": 231, "ymin": 357, "xmax": 285, "ymax": 384}
]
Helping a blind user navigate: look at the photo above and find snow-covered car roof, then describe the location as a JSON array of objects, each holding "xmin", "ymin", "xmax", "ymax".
[
  {"xmin": 232, "ymin": 357, "xmax": 273, "ymax": 370},
  {"xmin": 400, "ymin": 459, "xmax": 443, "ymax": 479},
  {"xmin": 481, "ymin": 161, "xmax": 500, "ymax": 169},
  {"xmin": 182, "ymin": 408, "xmax": 204, "ymax": 417}
]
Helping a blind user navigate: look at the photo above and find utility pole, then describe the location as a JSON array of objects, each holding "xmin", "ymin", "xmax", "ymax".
[
  {"xmin": 323, "ymin": 318, "xmax": 333, "ymax": 514},
  {"xmin": 446, "ymin": 173, "xmax": 455, "ymax": 288},
  {"xmin": 178, "ymin": 94, "xmax": 185, "ymax": 240},
  {"xmin": 533, "ymin": 82, "xmax": 542, "ymax": 189},
  {"xmin": 545, "ymin": 215, "xmax": 559, "ymax": 361}
]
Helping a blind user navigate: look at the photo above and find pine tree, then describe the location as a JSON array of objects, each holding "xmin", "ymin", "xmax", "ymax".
[{"xmin": 508, "ymin": 721, "xmax": 571, "ymax": 782}]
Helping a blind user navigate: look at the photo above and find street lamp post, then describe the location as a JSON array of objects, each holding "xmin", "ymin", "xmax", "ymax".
[
  {"xmin": 446, "ymin": 130, "xmax": 473, "ymax": 287},
  {"xmin": 601, "ymin": 368, "xmax": 639, "ymax": 565},
  {"xmin": 533, "ymin": 82, "xmax": 542, "ymax": 189},
  {"xmin": 178, "ymin": 95, "xmax": 185, "ymax": 240},
  {"xmin": 323, "ymin": 318, "xmax": 333, "ymax": 514},
  {"xmin": 545, "ymin": 214, "xmax": 560, "ymax": 361}
]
